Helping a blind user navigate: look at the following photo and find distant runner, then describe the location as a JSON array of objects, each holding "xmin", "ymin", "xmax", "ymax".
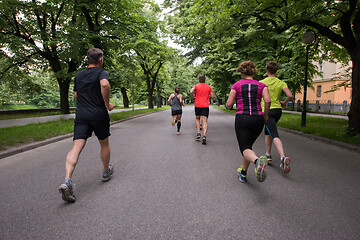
[
  {"xmin": 58, "ymin": 48, "xmax": 114, "ymax": 202},
  {"xmin": 168, "ymin": 86, "xmax": 185, "ymax": 135},
  {"xmin": 190, "ymin": 74, "xmax": 214, "ymax": 145},
  {"xmin": 260, "ymin": 61, "xmax": 292, "ymax": 173},
  {"xmin": 226, "ymin": 60, "xmax": 271, "ymax": 183}
]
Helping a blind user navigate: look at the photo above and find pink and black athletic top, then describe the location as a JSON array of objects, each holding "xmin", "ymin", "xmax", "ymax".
[{"xmin": 231, "ymin": 79, "xmax": 267, "ymax": 115}]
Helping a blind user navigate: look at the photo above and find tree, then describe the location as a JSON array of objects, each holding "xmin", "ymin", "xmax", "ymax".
[
  {"xmin": 0, "ymin": 0, "xmax": 147, "ymax": 113},
  {"xmin": 166, "ymin": 0, "xmax": 360, "ymax": 134},
  {"xmin": 129, "ymin": 2, "xmax": 177, "ymax": 108}
]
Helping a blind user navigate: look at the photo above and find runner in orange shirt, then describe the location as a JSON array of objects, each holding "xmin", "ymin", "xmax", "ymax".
[{"xmin": 190, "ymin": 74, "xmax": 214, "ymax": 144}]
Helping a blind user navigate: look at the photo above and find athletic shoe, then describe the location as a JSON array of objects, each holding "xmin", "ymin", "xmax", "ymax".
[
  {"xmin": 102, "ymin": 163, "xmax": 114, "ymax": 182},
  {"xmin": 237, "ymin": 167, "xmax": 247, "ymax": 183},
  {"xmin": 177, "ymin": 131, "xmax": 180, "ymax": 135},
  {"xmin": 265, "ymin": 153, "xmax": 272, "ymax": 162},
  {"xmin": 195, "ymin": 133, "xmax": 201, "ymax": 141},
  {"xmin": 200, "ymin": 124, "xmax": 203, "ymax": 131},
  {"xmin": 280, "ymin": 156, "xmax": 291, "ymax": 174},
  {"xmin": 202, "ymin": 136, "xmax": 206, "ymax": 145},
  {"xmin": 58, "ymin": 178, "xmax": 76, "ymax": 202},
  {"xmin": 254, "ymin": 156, "xmax": 268, "ymax": 182},
  {"xmin": 171, "ymin": 118, "xmax": 176, "ymax": 126}
]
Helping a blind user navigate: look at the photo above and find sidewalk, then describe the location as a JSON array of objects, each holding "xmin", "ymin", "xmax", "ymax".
[
  {"xmin": 283, "ymin": 110, "xmax": 348, "ymax": 119},
  {"xmin": 0, "ymin": 107, "xmax": 148, "ymax": 128}
]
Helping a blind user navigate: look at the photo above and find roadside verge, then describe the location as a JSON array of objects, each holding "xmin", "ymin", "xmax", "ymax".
[{"xmin": 0, "ymin": 109, "xmax": 166, "ymax": 159}]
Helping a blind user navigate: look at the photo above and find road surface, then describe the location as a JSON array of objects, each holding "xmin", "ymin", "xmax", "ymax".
[{"xmin": 0, "ymin": 106, "xmax": 359, "ymax": 239}]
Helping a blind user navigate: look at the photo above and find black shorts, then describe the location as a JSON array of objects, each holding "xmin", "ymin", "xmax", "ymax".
[
  {"xmin": 264, "ymin": 108, "xmax": 282, "ymax": 138},
  {"xmin": 171, "ymin": 109, "xmax": 182, "ymax": 116},
  {"xmin": 235, "ymin": 114, "xmax": 264, "ymax": 155},
  {"xmin": 73, "ymin": 117, "xmax": 110, "ymax": 141},
  {"xmin": 195, "ymin": 107, "xmax": 209, "ymax": 118}
]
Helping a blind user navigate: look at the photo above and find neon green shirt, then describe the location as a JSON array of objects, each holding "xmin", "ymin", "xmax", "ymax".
[{"xmin": 260, "ymin": 77, "xmax": 288, "ymax": 110}]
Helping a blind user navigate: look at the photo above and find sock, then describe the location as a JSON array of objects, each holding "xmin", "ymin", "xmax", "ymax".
[
  {"xmin": 254, "ymin": 159, "xmax": 258, "ymax": 165},
  {"xmin": 177, "ymin": 121, "xmax": 181, "ymax": 131},
  {"xmin": 241, "ymin": 169, "xmax": 247, "ymax": 175}
]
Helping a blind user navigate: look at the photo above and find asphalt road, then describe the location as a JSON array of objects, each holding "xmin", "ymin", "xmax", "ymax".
[{"xmin": 0, "ymin": 106, "xmax": 359, "ymax": 240}]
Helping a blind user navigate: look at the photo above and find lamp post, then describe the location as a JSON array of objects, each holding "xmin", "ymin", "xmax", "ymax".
[
  {"xmin": 301, "ymin": 30, "xmax": 316, "ymax": 127},
  {"xmin": 156, "ymin": 74, "xmax": 160, "ymax": 108}
]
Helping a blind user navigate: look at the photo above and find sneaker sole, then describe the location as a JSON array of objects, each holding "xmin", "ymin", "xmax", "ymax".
[
  {"xmin": 102, "ymin": 176, "xmax": 112, "ymax": 182},
  {"xmin": 283, "ymin": 157, "xmax": 291, "ymax": 174},
  {"xmin": 102, "ymin": 172, "xmax": 113, "ymax": 182},
  {"xmin": 255, "ymin": 156, "xmax": 268, "ymax": 182},
  {"xmin": 58, "ymin": 185, "xmax": 76, "ymax": 202},
  {"xmin": 195, "ymin": 136, "xmax": 201, "ymax": 141}
]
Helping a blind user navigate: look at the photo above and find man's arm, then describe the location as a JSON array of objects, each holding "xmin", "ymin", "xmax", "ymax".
[
  {"xmin": 190, "ymin": 86, "xmax": 195, "ymax": 100},
  {"xmin": 209, "ymin": 91, "xmax": 214, "ymax": 99},
  {"xmin": 100, "ymin": 78, "xmax": 113, "ymax": 111}
]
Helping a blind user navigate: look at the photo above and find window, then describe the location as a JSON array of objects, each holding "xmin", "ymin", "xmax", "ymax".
[
  {"xmin": 319, "ymin": 63, "xmax": 323, "ymax": 73},
  {"xmin": 316, "ymin": 85, "xmax": 322, "ymax": 97}
]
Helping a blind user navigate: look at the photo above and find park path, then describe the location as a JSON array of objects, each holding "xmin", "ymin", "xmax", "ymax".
[
  {"xmin": 0, "ymin": 107, "xmax": 147, "ymax": 128},
  {"xmin": 0, "ymin": 105, "xmax": 359, "ymax": 239}
]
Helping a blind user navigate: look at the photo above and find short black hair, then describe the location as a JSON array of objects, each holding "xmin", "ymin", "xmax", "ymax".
[{"xmin": 198, "ymin": 74, "xmax": 206, "ymax": 83}]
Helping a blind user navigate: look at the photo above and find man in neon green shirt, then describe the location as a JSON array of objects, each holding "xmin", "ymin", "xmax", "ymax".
[{"xmin": 260, "ymin": 61, "xmax": 292, "ymax": 174}]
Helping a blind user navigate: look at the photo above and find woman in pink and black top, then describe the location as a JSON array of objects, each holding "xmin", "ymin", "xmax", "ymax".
[{"xmin": 226, "ymin": 60, "xmax": 271, "ymax": 183}]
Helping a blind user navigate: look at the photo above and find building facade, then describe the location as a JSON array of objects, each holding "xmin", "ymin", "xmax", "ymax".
[{"xmin": 295, "ymin": 61, "xmax": 352, "ymax": 105}]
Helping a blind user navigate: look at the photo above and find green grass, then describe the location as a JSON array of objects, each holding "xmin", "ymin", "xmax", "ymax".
[
  {"xmin": 0, "ymin": 107, "xmax": 169, "ymax": 151},
  {"xmin": 213, "ymin": 106, "xmax": 360, "ymax": 147},
  {"xmin": 0, "ymin": 104, "xmax": 40, "ymax": 110},
  {"xmin": 0, "ymin": 110, "xmax": 76, "ymax": 120}
]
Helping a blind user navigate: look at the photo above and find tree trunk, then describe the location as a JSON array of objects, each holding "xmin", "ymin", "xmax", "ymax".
[
  {"xmin": 58, "ymin": 79, "xmax": 70, "ymax": 114},
  {"xmin": 121, "ymin": 87, "xmax": 129, "ymax": 108},
  {"xmin": 348, "ymin": 51, "xmax": 360, "ymax": 134},
  {"xmin": 148, "ymin": 90, "xmax": 154, "ymax": 109}
]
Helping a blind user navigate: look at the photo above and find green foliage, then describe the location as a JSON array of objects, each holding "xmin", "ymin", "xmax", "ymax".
[{"xmin": 0, "ymin": 0, "xmax": 153, "ymax": 112}]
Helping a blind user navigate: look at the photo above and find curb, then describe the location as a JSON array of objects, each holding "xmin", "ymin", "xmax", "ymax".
[
  {"xmin": 213, "ymin": 107, "xmax": 360, "ymax": 153},
  {"xmin": 278, "ymin": 127, "xmax": 360, "ymax": 153},
  {"xmin": 0, "ymin": 109, "xmax": 167, "ymax": 159}
]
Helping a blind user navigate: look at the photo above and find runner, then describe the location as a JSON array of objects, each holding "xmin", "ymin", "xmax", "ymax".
[
  {"xmin": 168, "ymin": 86, "xmax": 185, "ymax": 135},
  {"xmin": 58, "ymin": 48, "xmax": 114, "ymax": 202},
  {"xmin": 190, "ymin": 74, "xmax": 214, "ymax": 144},
  {"xmin": 260, "ymin": 61, "xmax": 292, "ymax": 173},
  {"xmin": 226, "ymin": 60, "xmax": 271, "ymax": 183}
]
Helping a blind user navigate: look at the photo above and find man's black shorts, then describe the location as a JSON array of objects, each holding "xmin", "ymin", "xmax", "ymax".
[
  {"xmin": 73, "ymin": 117, "xmax": 110, "ymax": 141},
  {"xmin": 195, "ymin": 107, "xmax": 209, "ymax": 118},
  {"xmin": 171, "ymin": 109, "xmax": 182, "ymax": 116}
]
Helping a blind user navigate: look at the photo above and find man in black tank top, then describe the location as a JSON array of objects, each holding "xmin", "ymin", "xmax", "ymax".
[
  {"xmin": 168, "ymin": 86, "xmax": 185, "ymax": 135},
  {"xmin": 58, "ymin": 48, "xmax": 114, "ymax": 202}
]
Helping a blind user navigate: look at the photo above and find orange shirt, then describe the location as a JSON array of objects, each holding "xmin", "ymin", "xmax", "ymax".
[{"xmin": 194, "ymin": 83, "xmax": 213, "ymax": 107}]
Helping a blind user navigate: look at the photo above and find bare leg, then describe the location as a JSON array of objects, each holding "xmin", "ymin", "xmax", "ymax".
[
  {"xmin": 265, "ymin": 135, "xmax": 273, "ymax": 154},
  {"xmin": 273, "ymin": 137, "xmax": 285, "ymax": 157},
  {"xmin": 195, "ymin": 116, "xmax": 201, "ymax": 134},
  {"xmin": 99, "ymin": 137, "xmax": 111, "ymax": 171},
  {"xmin": 242, "ymin": 149, "xmax": 258, "ymax": 171},
  {"xmin": 201, "ymin": 116, "xmax": 208, "ymax": 136},
  {"xmin": 65, "ymin": 139, "xmax": 86, "ymax": 179}
]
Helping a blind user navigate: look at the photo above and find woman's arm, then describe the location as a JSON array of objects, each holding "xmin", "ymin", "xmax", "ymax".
[
  {"xmin": 280, "ymin": 88, "xmax": 293, "ymax": 107},
  {"xmin": 262, "ymin": 87, "xmax": 271, "ymax": 121},
  {"xmin": 226, "ymin": 89, "xmax": 237, "ymax": 109}
]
